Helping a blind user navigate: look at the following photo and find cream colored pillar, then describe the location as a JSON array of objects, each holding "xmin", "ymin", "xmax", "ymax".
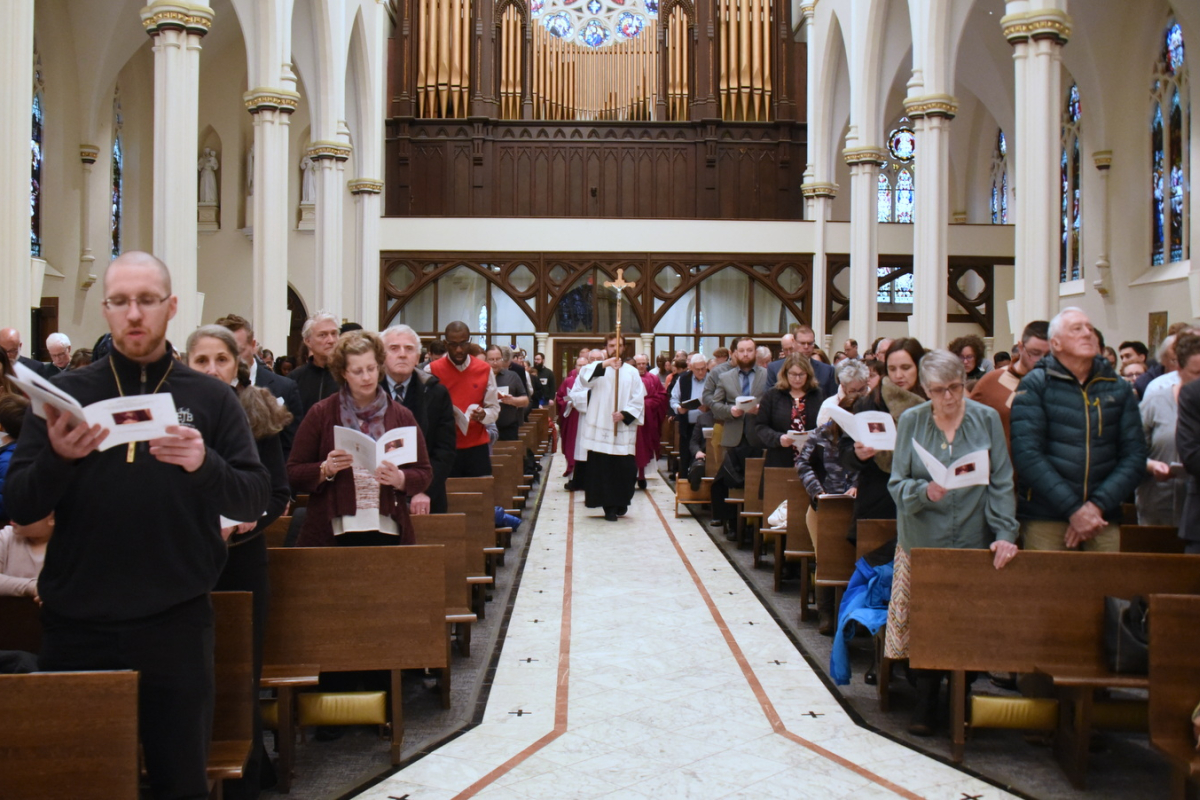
[
  {"xmin": 843, "ymin": 147, "xmax": 887, "ymax": 347},
  {"xmin": 309, "ymin": 141, "xmax": 351, "ymax": 314},
  {"xmin": 804, "ymin": 191, "xmax": 836, "ymax": 342},
  {"xmin": 906, "ymin": 95, "xmax": 956, "ymax": 346},
  {"xmin": 0, "ymin": 0, "xmax": 34, "ymax": 338},
  {"xmin": 349, "ymin": 178, "xmax": 384, "ymax": 331},
  {"xmin": 245, "ymin": 87, "xmax": 298, "ymax": 354},
  {"xmin": 1092, "ymin": 151, "xmax": 1113, "ymax": 297},
  {"xmin": 79, "ymin": 146, "xmax": 101, "ymax": 289},
  {"xmin": 141, "ymin": 1, "xmax": 213, "ymax": 342},
  {"xmin": 1003, "ymin": 7, "xmax": 1070, "ymax": 328}
]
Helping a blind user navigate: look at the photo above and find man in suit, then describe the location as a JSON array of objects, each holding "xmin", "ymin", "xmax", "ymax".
[
  {"xmin": 0, "ymin": 328, "xmax": 46, "ymax": 377},
  {"xmin": 383, "ymin": 324, "xmax": 457, "ymax": 514},
  {"xmin": 709, "ymin": 337, "xmax": 768, "ymax": 537},
  {"xmin": 216, "ymin": 314, "xmax": 304, "ymax": 461},
  {"xmin": 43, "ymin": 332, "xmax": 72, "ymax": 377},
  {"xmin": 668, "ymin": 353, "xmax": 708, "ymax": 477},
  {"xmin": 766, "ymin": 324, "xmax": 836, "ymax": 402}
]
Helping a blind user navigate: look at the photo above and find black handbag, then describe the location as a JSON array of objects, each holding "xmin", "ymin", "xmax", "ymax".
[{"xmin": 1103, "ymin": 595, "xmax": 1150, "ymax": 674}]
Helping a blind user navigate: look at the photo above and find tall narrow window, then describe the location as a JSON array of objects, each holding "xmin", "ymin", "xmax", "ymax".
[
  {"xmin": 877, "ymin": 173, "xmax": 892, "ymax": 223},
  {"xmin": 1060, "ymin": 83, "xmax": 1082, "ymax": 282},
  {"xmin": 879, "ymin": 118, "xmax": 916, "ymax": 224},
  {"xmin": 31, "ymin": 60, "xmax": 44, "ymax": 258},
  {"xmin": 1151, "ymin": 19, "xmax": 1189, "ymax": 265},
  {"xmin": 110, "ymin": 91, "xmax": 124, "ymax": 260},
  {"xmin": 990, "ymin": 130, "xmax": 1009, "ymax": 224}
]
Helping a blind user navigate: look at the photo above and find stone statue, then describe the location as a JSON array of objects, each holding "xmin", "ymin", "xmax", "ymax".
[
  {"xmin": 197, "ymin": 148, "xmax": 219, "ymax": 204},
  {"xmin": 300, "ymin": 155, "xmax": 316, "ymax": 204}
]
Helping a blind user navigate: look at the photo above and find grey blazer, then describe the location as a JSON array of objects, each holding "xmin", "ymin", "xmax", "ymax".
[{"xmin": 711, "ymin": 365, "xmax": 768, "ymax": 448}]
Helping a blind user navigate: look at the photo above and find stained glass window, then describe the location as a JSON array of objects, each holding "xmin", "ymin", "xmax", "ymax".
[
  {"xmin": 1060, "ymin": 84, "xmax": 1082, "ymax": 282},
  {"xmin": 894, "ymin": 169, "xmax": 914, "ymax": 224},
  {"xmin": 1151, "ymin": 19, "xmax": 1189, "ymax": 266},
  {"xmin": 877, "ymin": 174, "xmax": 892, "ymax": 223},
  {"xmin": 991, "ymin": 130, "xmax": 1009, "ymax": 225},
  {"xmin": 111, "ymin": 91, "xmax": 123, "ymax": 260},
  {"xmin": 877, "ymin": 267, "xmax": 914, "ymax": 306},
  {"xmin": 31, "ymin": 92, "xmax": 43, "ymax": 258}
]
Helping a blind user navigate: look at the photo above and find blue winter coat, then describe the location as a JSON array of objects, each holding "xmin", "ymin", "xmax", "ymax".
[{"xmin": 830, "ymin": 558, "xmax": 892, "ymax": 685}]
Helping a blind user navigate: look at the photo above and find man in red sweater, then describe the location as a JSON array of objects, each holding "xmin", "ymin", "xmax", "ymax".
[
  {"xmin": 969, "ymin": 319, "xmax": 1049, "ymax": 452},
  {"xmin": 428, "ymin": 321, "xmax": 500, "ymax": 477}
]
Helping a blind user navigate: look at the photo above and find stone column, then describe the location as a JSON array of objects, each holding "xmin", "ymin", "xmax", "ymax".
[
  {"xmin": 843, "ymin": 146, "xmax": 887, "ymax": 348},
  {"xmin": 1092, "ymin": 151, "xmax": 1113, "ymax": 297},
  {"xmin": 0, "ymin": 0, "xmax": 34, "ymax": 340},
  {"xmin": 799, "ymin": 1, "xmax": 834, "ymax": 343},
  {"xmin": 308, "ymin": 140, "xmax": 352, "ymax": 315},
  {"xmin": 141, "ymin": 1, "xmax": 213, "ymax": 342},
  {"xmin": 1003, "ymin": 7, "xmax": 1070, "ymax": 328},
  {"xmin": 349, "ymin": 179, "xmax": 384, "ymax": 331},
  {"xmin": 535, "ymin": 332, "xmax": 549, "ymax": 361},
  {"xmin": 905, "ymin": 94, "xmax": 956, "ymax": 346},
  {"xmin": 639, "ymin": 333, "xmax": 655, "ymax": 358},
  {"xmin": 802, "ymin": 189, "xmax": 836, "ymax": 343},
  {"xmin": 79, "ymin": 146, "xmax": 101, "ymax": 290},
  {"xmin": 244, "ymin": 86, "xmax": 299, "ymax": 353}
]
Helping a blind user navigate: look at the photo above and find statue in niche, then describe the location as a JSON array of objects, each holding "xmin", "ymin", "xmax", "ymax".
[
  {"xmin": 300, "ymin": 154, "xmax": 316, "ymax": 204},
  {"xmin": 197, "ymin": 148, "xmax": 219, "ymax": 204}
]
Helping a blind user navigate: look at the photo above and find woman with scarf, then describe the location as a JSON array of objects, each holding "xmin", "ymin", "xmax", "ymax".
[{"xmin": 288, "ymin": 330, "xmax": 432, "ymax": 547}]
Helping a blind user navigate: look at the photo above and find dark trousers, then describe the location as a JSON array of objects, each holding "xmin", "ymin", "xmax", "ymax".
[
  {"xmin": 677, "ymin": 419, "xmax": 695, "ymax": 475},
  {"xmin": 40, "ymin": 594, "xmax": 215, "ymax": 800},
  {"xmin": 451, "ymin": 444, "xmax": 493, "ymax": 478},
  {"xmin": 213, "ymin": 535, "xmax": 269, "ymax": 800}
]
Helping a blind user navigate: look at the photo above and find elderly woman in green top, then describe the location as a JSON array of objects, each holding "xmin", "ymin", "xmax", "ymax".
[{"xmin": 886, "ymin": 349, "xmax": 1019, "ymax": 737}]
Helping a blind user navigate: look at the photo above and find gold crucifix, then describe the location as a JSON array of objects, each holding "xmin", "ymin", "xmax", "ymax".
[{"xmin": 603, "ymin": 269, "xmax": 637, "ymax": 433}]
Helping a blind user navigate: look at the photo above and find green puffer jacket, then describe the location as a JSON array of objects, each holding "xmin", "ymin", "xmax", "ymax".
[{"xmin": 1010, "ymin": 354, "xmax": 1146, "ymax": 523}]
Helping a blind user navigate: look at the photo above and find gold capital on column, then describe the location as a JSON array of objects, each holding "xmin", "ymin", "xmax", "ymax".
[
  {"xmin": 1000, "ymin": 9, "xmax": 1071, "ymax": 45},
  {"xmin": 307, "ymin": 141, "xmax": 353, "ymax": 162},
  {"xmin": 903, "ymin": 94, "xmax": 958, "ymax": 120},
  {"xmin": 140, "ymin": 1, "xmax": 214, "ymax": 36},
  {"xmin": 800, "ymin": 182, "xmax": 838, "ymax": 199},
  {"xmin": 79, "ymin": 145, "xmax": 100, "ymax": 164},
  {"xmin": 1093, "ymin": 150, "xmax": 1113, "ymax": 171},
  {"xmin": 244, "ymin": 88, "xmax": 301, "ymax": 115},
  {"xmin": 348, "ymin": 178, "xmax": 384, "ymax": 195},
  {"xmin": 842, "ymin": 147, "xmax": 887, "ymax": 167}
]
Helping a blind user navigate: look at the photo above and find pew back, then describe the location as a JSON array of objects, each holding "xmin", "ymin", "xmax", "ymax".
[
  {"xmin": 813, "ymin": 496, "xmax": 855, "ymax": 585},
  {"xmin": 446, "ymin": 491, "xmax": 492, "ymax": 576},
  {"xmin": 1148, "ymin": 594, "xmax": 1200, "ymax": 756},
  {"xmin": 1120, "ymin": 525, "xmax": 1186, "ymax": 554},
  {"xmin": 211, "ymin": 591, "xmax": 254, "ymax": 749},
  {"xmin": 0, "ymin": 595, "xmax": 42, "ymax": 653},
  {"xmin": 412, "ymin": 513, "xmax": 473, "ymax": 612},
  {"xmin": 446, "ymin": 476, "xmax": 499, "ymax": 513}
]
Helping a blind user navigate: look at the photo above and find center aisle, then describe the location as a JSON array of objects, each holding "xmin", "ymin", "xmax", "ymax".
[{"xmin": 356, "ymin": 476, "xmax": 1013, "ymax": 800}]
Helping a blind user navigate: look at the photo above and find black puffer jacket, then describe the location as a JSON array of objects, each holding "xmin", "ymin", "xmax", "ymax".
[{"xmin": 1010, "ymin": 353, "xmax": 1146, "ymax": 523}]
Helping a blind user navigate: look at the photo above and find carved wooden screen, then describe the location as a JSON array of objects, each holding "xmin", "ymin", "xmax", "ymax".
[{"xmin": 417, "ymin": 0, "xmax": 472, "ymax": 117}]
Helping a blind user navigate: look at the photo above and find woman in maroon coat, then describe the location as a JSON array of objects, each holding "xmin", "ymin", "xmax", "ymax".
[{"xmin": 288, "ymin": 330, "xmax": 432, "ymax": 546}]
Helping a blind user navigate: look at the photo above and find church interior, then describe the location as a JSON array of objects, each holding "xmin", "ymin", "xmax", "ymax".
[{"xmin": 1, "ymin": 0, "xmax": 1198, "ymax": 798}]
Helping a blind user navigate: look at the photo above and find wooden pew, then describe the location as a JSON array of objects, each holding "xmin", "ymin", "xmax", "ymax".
[
  {"xmin": 260, "ymin": 664, "xmax": 319, "ymax": 794},
  {"xmin": 491, "ymin": 452, "xmax": 526, "ymax": 512},
  {"xmin": 908, "ymin": 549, "xmax": 1200, "ymax": 783},
  {"xmin": 811, "ymin": 495, "xmax": 856, "ymax": 605},
  {"xmin": 675, "ymin": 428, "xmax": 716, "ymax": 517},
  {"xmin": 0, "ymin": 595, "xmax": 42, "ymax": 653},
  {"xmin": 446, "ymin": 490, "xmax": 499, "ymax": 617},
  {"xmin": 1149, "ymin": 593, "xmax": 1200, "ymax": 800},
  {"xmin": 755, "ymin": 467, "xmax": 792, "ymax": 572},
  {"xmin": 736, "ymin": 457, "xmax": 765, "ymax": 549},
  {"xmin": 1121, "ymin": 524, "xmax": 1187, "ymax": 554},
  {"xmin": 780, "ymin": 479, "xmax": 814, "ymax": 611},
  {"xmin": 262, "ymin": 515, "xmax": 291, "ymax": 549},
  {"xmin": 413, "ymin": 513, "xmax": 479, "ymax": 657},
  {"xmin": 210, "ymin": 591, "xmax": 255, "ymax": 790},
  {"xmin": 447, "ymin": 474, "xmax": 515, "ymax": 549},
  {"xmin": 856, "ymin": 519, "xmax": 897, "ymax": 560},
  {"xmin": 0, "ymin": 671, "xmax": 140, "ymax": 797},
  {"xmin": 262, "ymin": 546, "xmax": 448, "ymax": 765}
]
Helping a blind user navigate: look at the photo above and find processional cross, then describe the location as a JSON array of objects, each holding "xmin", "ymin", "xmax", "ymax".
[{"xmin": 603, "ymin": 269, "xmax": 637, "ymax": 433}]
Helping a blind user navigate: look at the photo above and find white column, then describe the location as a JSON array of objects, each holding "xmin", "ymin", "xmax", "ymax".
[
  {"xmin": 141, "ymin": 1, "xmax": 213, "ymax": 342},
  {"xmin": 349, "ymin": 179, "xmax": 383, "ymax": 331},
  {"xmin": 1003, "ymin": 7, "xmax": 1070, "ymax": 328},
  {"xmin": 245, "ymin": 87, "xmax": 299, "ymax": 353},
  {"xmin": 639, "ymin": 333, "xmax": 654, "ymax": 357},
  {"xmin": 309, "ymin": 141, "xmax": 352, "ymax": 314},
  {"xmin": 905, "ymin": 96, "xmax": 956, "ymax": 346},
  {"xmin": 0, "ymin": 0, "xmax": 34, "ymax": 339},
  {"xmin": 843, "ymin": 147, "xmax": 886, "ymax": 348},
  {"xmin": 78, "ymin": 146, "xmax": 101, "ymax": 289},
  {"xmin": 1092, "ymin": 151, "xmax": 1113, "ymax": 296},
  {"xmin": 799, "ymin": 0, "xmax": 835, "ymax": 343},
  {"xmin": 804, "ymin": 192, "xmax": 835, "ymax": 340},
  {"xmin": 535, "ymin": 332, "xmax": 549, "ymax": 360}
]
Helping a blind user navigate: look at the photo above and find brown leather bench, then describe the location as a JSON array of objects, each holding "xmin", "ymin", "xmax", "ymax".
[
  {"xmin": 0, "ymin": 670, "xmax": 139, "ymax": 797},
  {"xmin": 262, "ymin": 545, "xmax": 448, "ymax": 765},
  {"xmin": 908, "ymin": 548, "xmax": 1200, "ymax": 785},
  {"xmin": 1149, "ymin": 593, "xmax": 1200, "ymax": 800}
]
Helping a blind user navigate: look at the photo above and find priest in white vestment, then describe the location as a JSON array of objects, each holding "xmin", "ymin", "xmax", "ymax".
[{"xmin": 576, "ymin": 335, "xmax": 645, "ymax": 521}]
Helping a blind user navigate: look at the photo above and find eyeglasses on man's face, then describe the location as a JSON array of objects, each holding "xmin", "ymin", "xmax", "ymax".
[{"xmin": 102, "ymin": 295, "xmax": 170, "ymax": 312}]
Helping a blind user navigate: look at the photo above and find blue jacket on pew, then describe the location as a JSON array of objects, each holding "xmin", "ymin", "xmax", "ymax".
[{"xmin": 830, "ymin": 558, "xmax": 893, "ymax": 685}]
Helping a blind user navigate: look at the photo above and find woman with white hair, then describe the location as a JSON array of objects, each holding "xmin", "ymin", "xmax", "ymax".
[{"xmin": 886, "ymin": 348, "xmax": 1019, "ymax": 736}]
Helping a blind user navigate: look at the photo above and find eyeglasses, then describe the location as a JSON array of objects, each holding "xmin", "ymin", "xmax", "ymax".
[
  {"xmin": 927, "ymin": 383, "xmax": 965, "ymax": 398},
  {"xmin": 102, "ymin": 295, "xmax": 170, "ymax": 312}
]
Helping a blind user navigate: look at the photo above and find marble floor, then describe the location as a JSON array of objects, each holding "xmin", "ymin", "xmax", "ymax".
[{"xmin": 354, "ymin": 476, "xmax": 1013, "ymax": 800}]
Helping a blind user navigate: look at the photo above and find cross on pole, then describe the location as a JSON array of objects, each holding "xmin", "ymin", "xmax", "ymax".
[{"xmin": 602, "ymin": 269, "xmax": 637, "ymax": 433}]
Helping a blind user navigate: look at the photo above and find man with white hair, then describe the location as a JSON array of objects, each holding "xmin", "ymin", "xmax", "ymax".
[
  {"xmin": 383, "ymin": 325, "xmax": 457, "ymax": 513},
  {"xmin": 669, "ymin": 353, "xmax": 709, "ymax": 476},
  {"xmin": 288, "ymin": 311, "xmax": 341, "ymax": 414},
  {"xmin": 1011, "ymin": 307, "xmax": 1145, "ymax": 552},
  {"xmin": 755, "ymin": 346, "xmax": 772, "ymax": 368},
  {"xmin": 43, "ymin": 332, "xmax": 72, "ymax": 377}
]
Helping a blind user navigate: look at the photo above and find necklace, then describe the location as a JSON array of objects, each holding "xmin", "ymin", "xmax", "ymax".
[{"xmin": 110, "ymin": 356, "xmax": 174, "ymax": 463}]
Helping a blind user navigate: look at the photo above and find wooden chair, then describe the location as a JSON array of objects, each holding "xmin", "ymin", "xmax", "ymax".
[
  {"xmin": 0, "ymin": 671, "xmax": 139, "ymax": 798},
  {"xmin": 1120, "ymin": 524, "xmax": 1186, "ymax": 554},
  {"xmin": 210, "ymin": 591, "xmax": 256, "ymax": 791},
  {"xmin": 262, "ymin": 546, "xmax": 448, "ymax": 765},
  {"xmin": 446, "ymin": 491, "xmax": 497, "ymax": 617},
  {"xmin": 1148, "ymin": 593, "xmax": 1200, "ymax": 800},
  {"xmin": 413, "ymin": 513, "xmax": 479, "ymax": 657}
]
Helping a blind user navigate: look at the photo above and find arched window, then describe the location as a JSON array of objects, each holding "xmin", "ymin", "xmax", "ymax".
[
  {"xmin": 877, "ymin": 118, "xmax": 916, "ymax": 225},
  {"xmin": 1061, "ymin": 83, "xmax": 1081, "ymax": 282},
  {"xmin": 30, "ymin": 55, "xmax": 44, "ymax": 258},
  {"xmin": 1151, "ymin": 19, "xmax": 1189, "ymax": 266},
  {"xmin": 990, "ymin": 130, "xmax": 1009, "ymax": 224},
  {"xmin": 110, "ymin": 90, "xmax": 123, "ymax": 259}
]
